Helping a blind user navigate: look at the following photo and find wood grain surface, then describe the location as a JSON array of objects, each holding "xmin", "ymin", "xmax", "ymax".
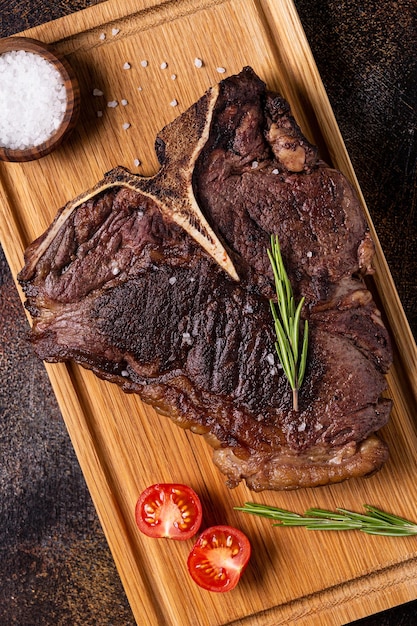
[{"xmin": 1, "ymin": 1, "xmax": 417, "ymax": 625}]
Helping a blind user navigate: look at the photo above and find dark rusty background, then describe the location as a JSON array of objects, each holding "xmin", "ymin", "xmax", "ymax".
[{"xmin": 0, "ymin": 1, "xmax": 416, "ymax": 624}]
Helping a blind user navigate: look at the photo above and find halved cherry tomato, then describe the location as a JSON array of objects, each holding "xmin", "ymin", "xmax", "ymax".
[
  {"xmin": 187, "ymin": 525, "xmax": 251, "ymax": 592},
  {"xmin": 135, "ymin": 483, "xmax": 202, "ymax": 540}
]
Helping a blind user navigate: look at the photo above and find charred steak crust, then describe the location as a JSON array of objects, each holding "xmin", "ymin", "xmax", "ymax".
[{"xmin": 18, "ymin": 67, "xmax": 392, "ymax": 491}]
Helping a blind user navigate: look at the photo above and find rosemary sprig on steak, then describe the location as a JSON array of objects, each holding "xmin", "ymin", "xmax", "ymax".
[
  {"xmin": 236, "ymin": 503, "xmax": 417, "ymax": 536},
  {"xmin": 267, "ymin": 235, "xmax": 309, "ymax": 412}
]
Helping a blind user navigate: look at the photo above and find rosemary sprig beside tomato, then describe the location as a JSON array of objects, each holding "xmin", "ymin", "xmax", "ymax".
[{"xmin": 236, "ymin": 502, "xmax": 417, "ymax": 536}]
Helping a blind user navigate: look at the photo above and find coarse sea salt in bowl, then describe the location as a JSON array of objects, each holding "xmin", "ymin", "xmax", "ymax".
[{"xmin": 0, "ymin": 36, "xmax": 80, "ymax": 162}]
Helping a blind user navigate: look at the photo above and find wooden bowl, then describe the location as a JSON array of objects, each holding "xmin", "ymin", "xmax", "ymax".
[{"xmin": 0, "ymin": 36, "xmax": 80, "ymax": 162}]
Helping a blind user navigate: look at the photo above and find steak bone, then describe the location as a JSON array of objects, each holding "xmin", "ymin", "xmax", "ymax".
[{"xmin": 19, "ymin": 83, "xmax": 238, "ymax": 283}]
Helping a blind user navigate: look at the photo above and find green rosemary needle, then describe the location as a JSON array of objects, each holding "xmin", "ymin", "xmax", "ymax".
[
  {"xmin": 235, "ymin": 502, "xmax": 417, "ymax": 537},
  {"xmin": 267, "ymin": 234, "xmax": 308, "ymax": 411}
]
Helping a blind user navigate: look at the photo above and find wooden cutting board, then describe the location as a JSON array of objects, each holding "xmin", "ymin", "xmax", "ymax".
[{"xmin": 1, "ymin": 1, "xmax": 417, "ymax": 624}]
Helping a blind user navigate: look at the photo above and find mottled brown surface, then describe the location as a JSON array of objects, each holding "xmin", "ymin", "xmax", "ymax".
[
  {"xmin": 0, "ymin": 250, "xmax": 135, "ymax": 625},
  {"xmin": 1, "ymin": 0, "xmax": 416, "ymax": 624}
]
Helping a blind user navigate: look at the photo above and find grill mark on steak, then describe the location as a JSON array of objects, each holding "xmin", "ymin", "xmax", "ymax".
[{"xmin": 18, "ymin": 67, "xmax": 393, "ymax": 491}]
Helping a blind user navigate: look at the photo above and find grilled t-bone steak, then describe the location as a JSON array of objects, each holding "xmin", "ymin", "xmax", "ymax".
[{"xmin": 18, "ymin": 67, "xmax": 392, "ymax": 491}]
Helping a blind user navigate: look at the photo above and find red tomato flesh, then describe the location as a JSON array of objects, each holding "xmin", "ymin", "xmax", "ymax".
[
  {"xmin": 135, "ymin": 483, "xmax": 202, "ymax": 540},
  {"xmin": 187, "ymin": 525, "xmax": 251, "ymax": 592}
]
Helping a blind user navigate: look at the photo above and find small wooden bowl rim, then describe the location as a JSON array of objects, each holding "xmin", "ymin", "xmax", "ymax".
[{"xmin": 0, "ymin": 36, "xmax": 80, "ymax": 163}]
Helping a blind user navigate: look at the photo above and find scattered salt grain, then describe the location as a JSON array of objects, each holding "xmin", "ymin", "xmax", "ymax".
[
  {"xmin": 112, "ymin": 266, "xmax": 120, "ymax": 275},
  {"xmin": 99, "ymin": 32, "xmax": 106, "ymax": 41},
  {"xmin": 306, "ymin": 250, "xmax": 313, "ymax": 258},
  {"xmin": 216, "ymin": 67, "xmax": 226, "ymax": 73},
  {"xmin": 171, "ymin": 74, "xmax": 177, "ymax": 80},
  {"xmin": 107, "ymin": 100, "xmax": 118, "ymax": 108},
  {"xmin": 133, "ymin": 158, "xmax": 141, "ymax": 167},
  {"xmin": 168, "ymin": 276, "xmax": 177, "ymax": 285},
  {"xmin": 93, "ymin": 88, "xmax": 104, "ymax": 97},
  {"xmin": 194, "ymin": 57, "xmax": 203, "ymax": 68},
  {"xmin": 140, "ymin": 60, "xmax": 148, "ymax": 67},
  {"xmin": 297, "ymin": 422, "xmax": 307, "ymax": 432},
  {"xmin": 123, "ymin": 62, "xmax": 131, "ymax": 70},
  {"xmin": 96, "ymin": 110, "xmax": 103, "ymax": 118},
  {"xmin": 272, "ymin": 168, "xmax": 279, "ymax": 175},
  {"xmin": 170, "ymin": 99, "xmax": 178, "ymax": 107},
  {"xmin": 266, "ymin": 353, "xmax": 275, "ymax": 366},
  {"xmin": 0, "ymin": 50, "xmax": 67, "ymax": 150},
  {"xmin": 137, "ymin": 86, "xmax": 143, "ymax": 91},
  {"xmin": 122, "ymin": 122, "xmax": 131, "ymax": 130},
  {"xmin": 121, "ymin": 99, "xmax": 128, "ymax": 106},
  {"xmin": 182, "ymin": 332, "xmax": 193, "ymax": 346},
  {"xmin": 121, "ymin": 370, "xmax": 129, "ymax": 377},
  {"xmin": 251, "ymin": 160, "xmax": 259, "ymax": 169},
  {"xmin": 160, "ymin": 62, "xmax": 168, "ymax": 69},
  {"xmin": 112, "ymin": 28, "xmax": 120, "ymax": 36}
]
